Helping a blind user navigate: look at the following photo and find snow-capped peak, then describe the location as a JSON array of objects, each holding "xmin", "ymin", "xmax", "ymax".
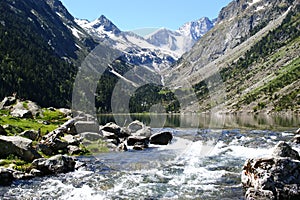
[{"xmin": 178, "ymin": 17, "xmax": 214, "ymax": 40}]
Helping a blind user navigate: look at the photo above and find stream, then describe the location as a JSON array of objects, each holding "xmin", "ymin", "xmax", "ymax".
[{"xmin": 0, "ymin": 114, "xmax": 299, "ymax": 199}]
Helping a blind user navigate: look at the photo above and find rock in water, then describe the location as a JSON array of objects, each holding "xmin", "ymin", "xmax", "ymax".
[
  {"xmin": 150, "ymin": 132, "xmax": 173, "ymax": 145},
  {"xmin": 0, "ymin": 136, "xmax": 41, "ymax": 162},
  {"xmin": 32, "ymin": 154, "xmax": 76, "ymax": 175},
  {"xmin": 0, "ymin": 168, "xmax": 14, "ymax": 186},
  {"xmin": 242, "ymin": 142, "xmax": 300, "ymax": 199}
]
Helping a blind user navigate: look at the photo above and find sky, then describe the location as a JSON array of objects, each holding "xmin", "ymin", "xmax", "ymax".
[{"xmin": 60, "ymin": 0, "xmax": 233, "ymax": 31}]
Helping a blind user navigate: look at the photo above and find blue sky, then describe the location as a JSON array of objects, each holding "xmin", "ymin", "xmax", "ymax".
[{"xmin": 61, "ymin": 0, "xmax": 232, "ymax": 31}]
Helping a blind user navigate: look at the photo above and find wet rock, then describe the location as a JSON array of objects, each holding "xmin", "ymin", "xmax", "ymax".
[
  {"xmin": 101, "ymin": 122, "xmax": 130, "ymax": 138},
  {"xmin": 75, "ymin": 120, "xmax": 99, "ymax": 134},
  {"xmin": 32, "ymin": 154, "xmax": 76, "ymax": 175},
  {"xmin": 80, "ymin": 132, "xmax": 102, "ymax": 141},
  {"xmin": 19, "ymin": 130, "xmax": 38, "ymax": 141},
  {"xmin": 127, "ymin": 136, "xmax": 149, "ymax": 146},
  {"xmin": 30, "ymin": 169, "xmax": 43, "ymax": 177},
  {"xmin": 0, "ymin": 168, "xmax": 14, "ymax": 186},
  {"xmin": 133, "ymin": 141, "xmax": 148, "ymax": 151},
  {"xmin": 296, "ymin": 128, "xmax": 300, "ymax": 135},
  {"xmin": 11, "ymin": 109, "xmax": 33, "ymax": 118},
  {"xmin": 242, "ymin": 142, "xmax": 300, "ymax": 199},
  {"xmin": 292, "ymin": 135, "xmax": 300, "ymax": 144},
  {"xmin": 272, "ymin": 141, "xmax": 300, "ymax": 160},
  {"xmin": 0, "ymin": 136, "xmax": 41, "ymax": 162},
  {"xmin": 128, "ymin": 120, "xmax": 151, "ymax": 137},
  {"xmin": 0, "ymin": 125, "xmax": 7, "ymax": 136},
  {"xmin": 150, "ymin": 132, "xmax": 173, "ymax": 145},
  {"xmin": 117, "ymin": 142, "xmax": 128, "ymax": 151}
]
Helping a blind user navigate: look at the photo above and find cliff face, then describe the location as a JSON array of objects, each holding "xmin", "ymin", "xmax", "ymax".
[{"xmin": 165, "ymin": 0, "xmax": 299, "ymax": 113}]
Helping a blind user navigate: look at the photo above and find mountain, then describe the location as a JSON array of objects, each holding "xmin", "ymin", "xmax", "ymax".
[
  {"xmin": 75, "ymin": 16, "xmax": 214, "ymax": 71},
  {"xmin": 146, "ymin": 17, "xmax": 214, "ymax": 55},
  {"xmin": 0, "ymin": 0, "xmax": 97, "ymax": 107},
  {"xmin": 165, "ymin": 0, "xmax": 299, "ymax": 113}
]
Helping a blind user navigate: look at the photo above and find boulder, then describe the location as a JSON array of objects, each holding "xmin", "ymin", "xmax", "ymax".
[
  {"xmin": 0, "ymin": 125, "xmax": 7, "ymax": 136},
  {"xmin": 67, "ymin": 145, "xmax": 82, "ymax": 155},
  {"xmin": 128, "ymin": 120, "xmax": 144, "ymax": 133},
  {"xmin": 0, "ymin": 136, "xmax": 41, "ymax": 162},
  {"xmin": 80, "ymin": 132, "xmax": 102, "ymax": 141},
  {"xmin": 0, "ymin": 167, "xmax": 14, "ymax": 186},
  {"xmin": 272, "ymin": 141, "xmax": 300, "ymax": 160},
  {"xmin": 292, "ymin": 135, "xmax": 300, "ymax": 144},
  {"xmin": 11, "ymin": 109, "xmax": 33, "ymax": 118},
  {"xmin": 62, "ymin": 134, "xmax": 82, "ymax": 146},
  {"xmin": 32, "ymin": 154, "xmax": 76, "ymax": 175},
  {"xmin": 57, "ymin": 108, "xmax": 72, "ymax": 117},
  {"xmin": 242, "ymin": 142, "xmax": 300, "ymax": 199},
  {"xmin": 127, "ymin": 121, "xmax": 151, "ymax": 137},
  {"xmin": 150, "ymin": 132, "xmax": 173, "ymax": 145},
  {"xmin": 11, "ymin": 100, "xmax": 41, "ymax": 117},
  {"xmin": 19, "ymin": 130, "xmax": 38, "ymax": 141},
  {"xmin": 75, "ymin": 121, "xmax": 99, "ymax": 134},
  {"xmin": 101, "ymin": 122, "xmax": 130, "ymax": 138},
  {"xmin": 296, "ymin": 128, "xmax": 300, "ymax": 135},
  {"xmin": 117, "ymin": 142, "xmax": 128, "ymax": 151},
  {"xmin": 0, "ymin": 96, "xmax": 16, "ymax": 109},
  {"xmin": 127, "ymin": 136, "xmax": 149, "ymax": 146}
]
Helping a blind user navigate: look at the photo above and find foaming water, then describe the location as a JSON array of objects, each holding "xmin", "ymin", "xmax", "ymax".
[{"xmin": 0, "ymin": 128, "xmax": 298, "ymax": 199}]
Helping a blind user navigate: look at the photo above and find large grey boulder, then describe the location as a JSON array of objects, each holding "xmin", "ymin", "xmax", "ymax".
[
  {"xmin": 0, "ymin": 136, "xmax": 41, "ymax": 162},
  {"xmin": 150, "ymin": 132, "xmax": 173, "ymax": 145},
  {"xmin": 0, "ymin": 167, "xmax": 14, "ymax": 186},
  {"xmin": 0, "ymin": 125, "xmax": 7, "ymax": 136},
  {"xmin": 75, "ymin": 120, "xmax": 99, "ymax": 134},
  {"xmin": 32, "ymin": 154, "xmax": 76, "ymax": 175},
  {"xmin": 242, "ymin": 142, "xmax": 300, "ymax": 199},
  {"xmin": 127, "ymin": 120, "xmax": 151, "ymax": 137}
]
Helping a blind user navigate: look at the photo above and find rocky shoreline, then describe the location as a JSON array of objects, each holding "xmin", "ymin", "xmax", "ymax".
[{"xmin": 0, "ymin": 96, "xmax": 173, "ymax": 186}]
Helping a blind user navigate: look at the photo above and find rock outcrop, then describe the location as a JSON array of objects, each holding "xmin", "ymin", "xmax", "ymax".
[
  {"xmin": 242, "ymin": 142, "xmax": 300, "ymax": 199},
  {"xmin": 0, "ymin": 136, "xmax": 41, "ymax": 162}
]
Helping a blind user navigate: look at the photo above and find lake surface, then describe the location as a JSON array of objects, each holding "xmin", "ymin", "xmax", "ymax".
[{"xmin": 0, "ymin": 114, "xmax": 299, "ymax": 199}]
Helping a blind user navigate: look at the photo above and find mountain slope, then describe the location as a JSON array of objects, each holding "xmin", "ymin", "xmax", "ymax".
[
  {"xmin": 0, "ymin": 0, "xmax": 96, "ymax": 107},
  {"xmin": 165, "ymin": 0, "xmax": 299, "ymax": 113}
]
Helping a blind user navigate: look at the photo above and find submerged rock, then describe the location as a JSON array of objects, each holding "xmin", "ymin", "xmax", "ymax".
[
  {"xmin": 242, "ymin": 142, "xmax": 300, "ymax": 199},
  {"xmin": 150, "ymin": 132, "xmax": 173, "ymax": 145}
]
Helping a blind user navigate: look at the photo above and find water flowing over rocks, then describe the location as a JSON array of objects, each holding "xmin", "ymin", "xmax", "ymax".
[{"xmin": 242, "ymin": 141, "xmax": 300, "ymax": 199}]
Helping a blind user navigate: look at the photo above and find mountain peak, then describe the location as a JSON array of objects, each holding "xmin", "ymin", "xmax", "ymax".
[
  {"xmin": 178, "ymin": 17, "xmax": 213, "ymax": 40},
  {"xmin": 91, "ymin": 15, "xmax": 121, "ymax": 35}
]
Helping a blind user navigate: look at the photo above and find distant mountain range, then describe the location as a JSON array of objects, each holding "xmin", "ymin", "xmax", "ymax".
[
  {"xmin": 0, "ymin": 0, "xmax": 298, "ymax": 114},
  {"xmin": 75, "ymin": 15, "xmax": 214, "ymax": 71}
]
